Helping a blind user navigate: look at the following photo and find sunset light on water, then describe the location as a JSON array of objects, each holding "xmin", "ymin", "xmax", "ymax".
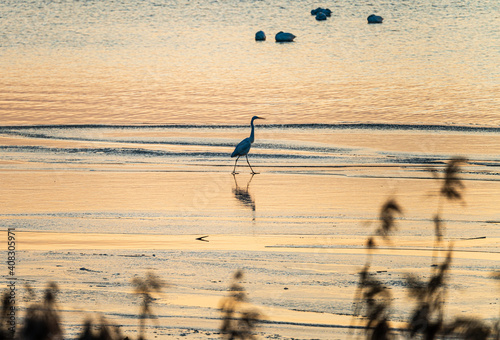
[{"xmin": 0, "ymin": 0, "xmax": 499, "ymax": 338}]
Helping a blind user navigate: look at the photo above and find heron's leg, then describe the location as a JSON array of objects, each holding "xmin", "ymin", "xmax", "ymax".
[
  {"xmin": 232, "ymin": 156, "xmax": 240, "ymax": 174},
  {"xmin": 246, "ymin": 173, "xmax": 255, "ymax": 190},
  {"xmin": 246, "ymin": 155, "xmax": 258, "ymax": 174}
]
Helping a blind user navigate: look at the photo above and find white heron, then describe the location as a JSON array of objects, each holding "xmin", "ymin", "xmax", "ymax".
[{"xmin": 231, "ymin": 116, "xmax": 265, "ymax": 174}]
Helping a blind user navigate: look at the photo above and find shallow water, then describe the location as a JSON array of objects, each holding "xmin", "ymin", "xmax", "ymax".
[{"xmin": 1, "ymin": 125, "xmax": 500, "ymax": 337}]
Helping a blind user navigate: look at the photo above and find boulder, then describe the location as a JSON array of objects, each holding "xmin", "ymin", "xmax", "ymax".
[
  {"xmin": 316, "ymin": 12, "xmax": 327, "ymax": 21},
  {"xmin": 275, "ymin": 31, "xmax": 296, "ymax": 42},
  {"xmin": 255, "ymin": 30, "xmax": 266, "ymax": 41},
  {"xmin": 367, "ymin": 14, "xmax": 383, "ymax": 24}
]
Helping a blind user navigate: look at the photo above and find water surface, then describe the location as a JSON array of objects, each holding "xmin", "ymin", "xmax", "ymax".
[
  {"xmin": 1, "ymin": 0, "xmax": 499, "ymax": 126},
  {"xmin": 1, "ymin": 0, "xmax": 499, "ymax": 337}
]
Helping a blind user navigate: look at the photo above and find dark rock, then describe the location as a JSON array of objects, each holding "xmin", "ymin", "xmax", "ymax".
[
  {"xmin": 367, "ymin": 14, "xmax": 384, "ymax": 24},
  {"xmin": 316, "ymin": 12, "xmax": 327, "ymax": 21},
  {"xmin": 255, "ymin": 30, "xmax": 266, "ymax": 41},
  {"xmin": 275, "ymin": 31, "xmax": 296, "ymax": 42}
]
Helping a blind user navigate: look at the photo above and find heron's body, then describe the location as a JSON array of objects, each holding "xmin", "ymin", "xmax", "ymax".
[
  {"xmin": 231, "ymin": 138, "xmax": 252, "ymax": 158},
  {"xmin": 231, "ymin": 116, "xmax": 264, "ymax": 174}
]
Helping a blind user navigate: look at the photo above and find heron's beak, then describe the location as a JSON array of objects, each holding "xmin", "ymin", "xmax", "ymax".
[{"xmin": 257, "ymin": 117, "xmax": 265, "ymax": 120}]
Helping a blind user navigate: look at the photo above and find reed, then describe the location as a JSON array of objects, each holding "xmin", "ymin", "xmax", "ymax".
[
  {"xmin": 131, "ymin": 272, "xmax": 165, "ymax": 340},
  {"xmin": 353, "ymin": 158, "xmax": 499, "ymax": 339},
  {"xmin": 219, "ymin": 270, "xmax": 262, "ymax": 340},
  {"xmin": 2, "ymin": 158, "xmax": 498, "ymax": 339}
]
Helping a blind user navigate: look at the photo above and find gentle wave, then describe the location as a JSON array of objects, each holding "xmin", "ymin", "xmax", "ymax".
[
  {"xmin": 1, "ymin": 123, "xmax": 500, "ymax": 133},
  {"xmin": 2, "ymin": 124, "xmax": 500, "ymax": 173},
  {"xmin": 0, "ymin": 145, "xmax": 329, "ymax": 160},
  {"xmin": 3, "ymin": 145, "xmax": 480, "ymax": 169}
]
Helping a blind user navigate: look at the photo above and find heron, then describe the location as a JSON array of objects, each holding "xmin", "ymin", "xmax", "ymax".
[{"xmin": 231, "ymin": 116, "xmax": 264, "ymax": 174}]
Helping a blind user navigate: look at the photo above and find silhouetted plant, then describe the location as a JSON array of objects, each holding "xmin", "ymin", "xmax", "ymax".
[
  {"xmin": 409, "ymin": 158, "xmax": 468, "ymax": 339},
  {"xmin": 376, "ymin": 199, "xmax": 402, "ymax": 241},
  {"xmin": 131, "ymin": 272, "xmax": 164, "ymax": 340},
  {"xmin": 24, "ymin": 284, "xmax": 36, "ymax": 303},
  {"xmin": 219, "ymin": 270, "xmax": 262, "ymax": 340},
  {"xmin": 351, "ymin": 198, "xmax": 402, "ymax": 339},
  {"xmin": 493, "ymin": 321, "xmax": 500, "ymax": 340},
  {"xmin": 440, "ymin": 157, "xmax": 467, "ymax": 202},
  {"xmin": 442, "ymin": 317, "xmax": 492, "ymax": 340},
  {"xmin": 18, "ymin": 282, "xmax": 62, "ymax": 340},
  {"xmin": 1, "ymin": 291, "xmax": 13, "ymax": 340},
  {"xmin": 365, "ymin": 199, "xmax": 403, "ymax": 262},
  {"xmin": 78, "ymin": 320, "xmax": 94, "ymax": 340},
  {"xmin": 352, "ymin": 266, "xmax": 393, "ymax": 340},
  {"xmin": 352, "ymin": 158, "xmax": 490, "ymax": 340},
  {"xmin": 432, "ymin": 158, "xmax": 467, "ymax": 251},
  {"xmin": 77, "ymin": 317, "xmax": 125, "ymax": 340},
  {"xmin": 403, "ymin": 159, "xmax": 500, "ymax": 339},
  {"xmin": 494, "ymin": 271, "xmax": 500, "ymax": 338},
  {"xmin": 405, "ymin": 248, "xmax": 452, "ymax": 339}
]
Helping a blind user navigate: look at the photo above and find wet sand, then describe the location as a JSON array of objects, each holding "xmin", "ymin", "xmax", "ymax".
[{"xmin": 2, "ymin": 165, "xmax": 499, "ymax": 338}]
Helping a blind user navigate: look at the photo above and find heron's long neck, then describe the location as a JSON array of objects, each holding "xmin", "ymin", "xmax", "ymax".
[{"xmin": 249, "ymin": 120, "xmax": 255, "ymax": 143}]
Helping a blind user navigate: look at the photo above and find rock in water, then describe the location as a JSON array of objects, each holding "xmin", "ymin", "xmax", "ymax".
[
  {"xmin": 311, "ymin": 7, "xmax": 323, "ymax": 15},
  {"xmin": 316, "ymin": 12, "xmax": 327, "ymax": 21},
  {"xmin": 255, "ymin": 30, "xmax": 266, "ymax": 41},
  {"xmin": 311, "ymin": 7, "xmax": 331, "ymax": 17},
  {"xmin": 275, "ymin": 31, "xmax": 296, "ymax": 42},
  {"xmin": 367, "ymin": 14, "xmax": 384, "ymax": 23}
]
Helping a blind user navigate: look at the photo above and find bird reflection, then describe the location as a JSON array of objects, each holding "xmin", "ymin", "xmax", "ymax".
[{"xmin": 232, "ymin": 174, "xmax": 256, "ymax": 213}]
